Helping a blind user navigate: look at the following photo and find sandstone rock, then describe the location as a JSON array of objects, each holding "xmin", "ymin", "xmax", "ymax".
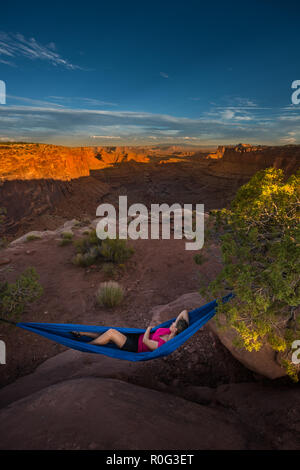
[
  {"xmin": 0, "ymin": 257, "xmax": 11, "ymax": 265},
  {"xmin": 10, "ymin": 230, "xmax": 56, "ymax": 246},
  {"xmin": 207, "ymin": 317, "xmax": 286, "ymax": 379},
  {"xmin": 182, "ymin": 385, "xmax": 215, "ymax": 405},
  {"xmin": 150, "ymin": 291, "xmax": 205, "ymax": 324},
  {"xmin": 0, "ymin": 144, "xmax": 151, "ymax": 181},
  {"xmin": 0, "ymin": 377, "xmax": 246, "ymax": 450},
  {"xmin": 206, "ymin": 144, "xmax": 300, "ymax": 177}
]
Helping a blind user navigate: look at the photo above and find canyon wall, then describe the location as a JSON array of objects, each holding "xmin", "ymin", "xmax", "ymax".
[
  {"xmin": 205, "ymin": 143, "xmax": 300, "ymax": 176},
  {"xmin": 0, "ymin": 143, "xmax": 151, "ymax": 181}
]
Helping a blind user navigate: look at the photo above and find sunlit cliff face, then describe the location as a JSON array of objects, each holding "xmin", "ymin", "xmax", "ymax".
[
  {"xmin": 0, "ymin": 143, "xmax": 153, "ymax": 181},
  {"xmin": 0, "ymin": 143, "xmax": 201, "ymax": 181}
]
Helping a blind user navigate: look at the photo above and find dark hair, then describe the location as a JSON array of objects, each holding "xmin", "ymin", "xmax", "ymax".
[{"xmin": 176, "ymin": 318, "xmax": 188, "ymax": 335}]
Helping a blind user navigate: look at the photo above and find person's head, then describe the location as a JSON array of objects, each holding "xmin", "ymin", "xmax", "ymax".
[
  {"xmin": 176, "ymin": 318, "xmax": 188, "ymax": 335},
  {"xmin": 170, "ymin": 318, "xmax": 188, "ymax": 336}
]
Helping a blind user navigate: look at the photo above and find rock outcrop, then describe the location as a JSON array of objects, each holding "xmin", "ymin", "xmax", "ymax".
[
  {"xmin": 205, "ymin": 144, "xmax": 300, "ymax": 177},
  {"xmin": 0, "ymin": 349, "xmax": 298, "ymax": 450},
  {"xmin": 207, "ymin": 318, "xmax": 286, "ymax": 379},
  {"xmin": 0, "ymin": 377, "xmax": 247, "ymax": 450}
]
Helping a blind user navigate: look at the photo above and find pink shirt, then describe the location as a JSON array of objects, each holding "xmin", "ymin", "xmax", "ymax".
[{"xmin": 138, "ymin": 327, "xmax": 171, "ymax": 353}]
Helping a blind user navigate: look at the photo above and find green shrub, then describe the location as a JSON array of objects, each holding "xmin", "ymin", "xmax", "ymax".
[
  {"xmin": 72, "ymin": 230, "xmax": 102, "ymax": 266},
  {"xmin": 59, "ymin": 238, "xmax": 72, "ymax": 246},
  {"xmin": 193, "ymin": 253, "xmax": 206, "ymax": 265},
  {"xmin": 198, "ymin": 168, "xmax": 300, "ymax": 380},
  {"xmin": 61, "ymin": 232, "xmax": 73, "ymax": 240},
  {"xmin": 72, "ymin": 251, "xmax": 98, "ymax": 267},
  {"xmin": 101, "ymin": 262, "xmax": 116, "ymax": 279},
  {"xmin": 100, "ymin": 238, "xmax": 134, "ymax": 264},
  {"xmin": 26, "ymin": 234, "xmax": 41, "ymax": 242},
  {"xmin": 0, "ymin": 267, "xmax": 43, "ymax": 319},
  {"xmin": 96, "ymin": 281, "xmax": 124, "ymax": 308},
  {"xmin": 72, "ymin": 231, "xmax": 133, "ymax": 268},
  {"xmin": 58, "ymin": 232, "xmax": 73, "ymax": 246}
]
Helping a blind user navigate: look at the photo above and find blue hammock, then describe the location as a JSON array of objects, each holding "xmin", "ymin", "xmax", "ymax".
[{"xmin": 16, "ymin": 293, "xmax": 233, "ymax": 362}]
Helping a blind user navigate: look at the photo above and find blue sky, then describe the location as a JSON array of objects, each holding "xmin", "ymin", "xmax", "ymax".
[{"xmin": 1, "ymin": 0, "xmax": 300, "ymax": 146}]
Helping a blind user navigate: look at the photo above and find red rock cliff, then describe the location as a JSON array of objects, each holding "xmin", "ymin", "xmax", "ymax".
[{"xmin": 0, "ymin": 144, "xmax": 150, "ymax": 181}]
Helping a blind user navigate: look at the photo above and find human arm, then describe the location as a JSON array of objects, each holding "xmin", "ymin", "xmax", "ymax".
[
  {"xmin": 174, "ymin": 309, "xmax": 189, "ymax": 326},
  {"xmin": 142, "ymin": 326, "xmax": 159, "ymax": 351}
]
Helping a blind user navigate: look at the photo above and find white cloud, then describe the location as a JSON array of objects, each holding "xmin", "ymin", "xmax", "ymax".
[
  {"xmin": 160, "ymin": 72, "xmax": 169, "ymax": 79},
  {"xmin": 91, "ymin": 135, "xmax": 121, "ymax": 139},
  {"xmin": 221, "ymin": 109, "xmax": 235, "ymax": 120},
  {"xmin": 0, "ymin": 32, "xmax": 81, "ymax": 69},
  {"xmin": 0, "ymin": 103, "xmax": 298, "ymax": 146},
  {"xmin": 48, "ymin": 96, "xmax": 118, "ymax": 107},
  {"xmin": 280, "ymin": 136, "xmax": 296, "ymax": 144}
]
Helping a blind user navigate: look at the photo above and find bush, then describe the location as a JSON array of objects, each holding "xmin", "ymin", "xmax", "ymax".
[
  {"xmin": 72, "ymin": 230, "xmax": 102, "ymax": 266},
  {"xmin": 198, "ymin": 168, "xmax": 300, "ymax": 380},
  {"xmin": 72, "ymin": 231, "xmax": 134, "ymax": 268},
  {"xmin": 59, "ymin": 238, "xmax": 72, "ymax": 246},
  {"xmin": 58, "ymin": 232, "xmax": 73, "ymax": 246},
  {"xmin": 74, "ymin": 230, "xmax": 100, "ymax": 252},
  {"xmin": 26, "ymin": 234, "xmax": 41, "ymax": 242},
  {"xmin": 96, "ymin": 281, "xmax": 124, "ymax": 308},
  {"xmin": 100, "ymin": 238, "xmax": 134, "ymax": 264},
  {"xmin": 0, "ymin": 267, "xmax": 43, "ymax": 319},
  {"xmin": 61, "ymin": 232, "xmax": 73, "ymax": 240},
  {"xmin": 101, "ymin": 262, "xmax": 116, "ymax": 279},
  {"xmin": 193, "ymin": 253, "xmax": 206, "ymax": 265}
]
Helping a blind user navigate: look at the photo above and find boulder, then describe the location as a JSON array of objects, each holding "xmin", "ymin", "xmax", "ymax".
[
  {"xmin": 207, "ymin": 317, "xmax": 286, "ymax": 379},
  {"xmin": 150, "ymin": 291, "xmax": 205, "ymax": 324}
]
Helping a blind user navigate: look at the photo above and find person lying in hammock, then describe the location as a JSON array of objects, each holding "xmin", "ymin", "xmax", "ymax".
[{"xmin": 71, "ymin": 309, "xmax": 189, "ymax": 353}]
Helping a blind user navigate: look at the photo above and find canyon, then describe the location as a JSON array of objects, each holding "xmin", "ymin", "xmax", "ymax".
[{"xmin": 0, "ymin": 142, "xmax": 299, "ymax": 237}]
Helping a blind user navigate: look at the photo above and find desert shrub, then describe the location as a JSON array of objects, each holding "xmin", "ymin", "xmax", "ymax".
[
  {"xmin": 197, "ymin": 168, "xmax": 300, "ymax": 380},
  {"xmin": 96, "ymin": 281, "xmax": 124, "ymax": 308},
  {"xmin": 193, "ymin": 253, "xmax": 206, "ymax": 265},
  {"xmin": 0, "ymin": 267, "xmax": 43, "ymax": 319},
  {"xmin": 61, "ymin": 232, "xmax": 73, "ymax": 240},
  {"xmin": 58, "ymin": 232, "xmax": 73, "ymax": 246},
  {"xmin": 26, "ymin": 234, "xmax": 41, "ymax": 242},
  {"xmin": 72, "ymin": 230, "xmax": 102, "ymax": 266},
  {"xmin": 72, "ymin": 231, "xmax": 134, "ymax": 268},
  {"xmin": 101, "ymin": 262, "xmax": 116, "ymax": 279},
  {"xmin": 59, "ymin": 238, "xmax": 72, "ymax": 246},
  {"xmin": 100, "ymin": 238, "xmax": 134, "ymax": 264}
]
